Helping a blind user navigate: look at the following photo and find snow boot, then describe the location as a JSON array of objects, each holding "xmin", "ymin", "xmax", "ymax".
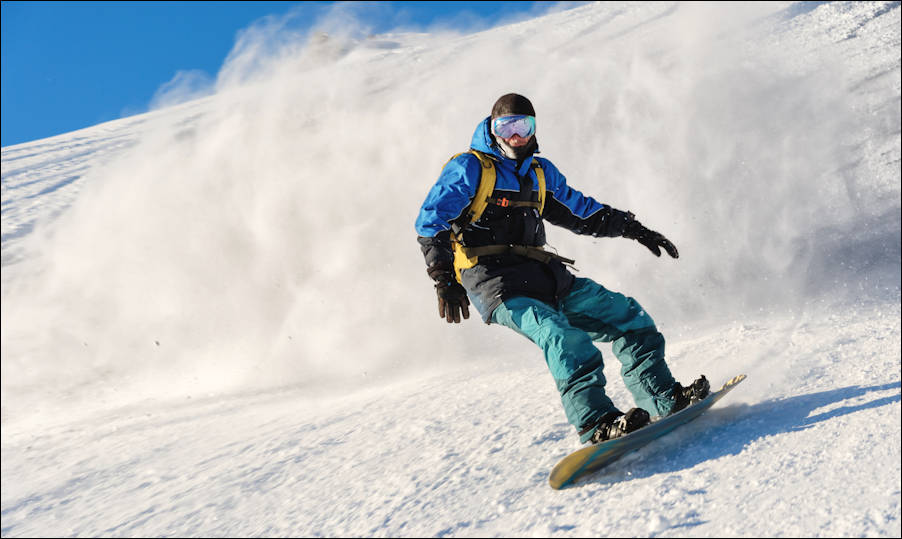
[
  {"xmin": 671, "ymin": 375, "xmax": 711, "ymax": 414},
  {"xmin": 588, "ymin": 407, "xmax": 651, "ymax": 444}
]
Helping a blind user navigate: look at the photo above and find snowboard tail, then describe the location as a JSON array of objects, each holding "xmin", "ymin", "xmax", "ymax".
[{"xmin": 549, "ymin": 374, "xmax": 747, "ymax": 489}]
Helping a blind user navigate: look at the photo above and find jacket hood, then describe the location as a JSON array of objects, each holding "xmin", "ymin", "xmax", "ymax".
[
  {"xmin": 470, "ymin": 117, "xmax": 500, "ymax": 155},
  {"xmin": 470, "ymin": 116, "xmax": 539, "ymax": 175}
]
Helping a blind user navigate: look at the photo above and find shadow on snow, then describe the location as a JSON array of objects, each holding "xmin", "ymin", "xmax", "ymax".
[{"xmin": 580, "ymin": 380, "xmax": 901, "ymax": 486}]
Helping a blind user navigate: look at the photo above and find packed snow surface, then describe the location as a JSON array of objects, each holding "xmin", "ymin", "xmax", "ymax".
[{"xmin": 2, "ymin": 2, "xmax": 900, "ymax": 537}]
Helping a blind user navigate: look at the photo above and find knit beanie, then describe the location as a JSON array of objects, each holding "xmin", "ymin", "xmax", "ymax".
[{"xmin": 491, "ymin": 93, "xmax": 536, "ymax": 118}]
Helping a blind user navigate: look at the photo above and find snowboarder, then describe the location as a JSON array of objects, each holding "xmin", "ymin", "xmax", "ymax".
[{"xmin": 415, "ymin": 93, "xmax": 710, "ymax": 444}]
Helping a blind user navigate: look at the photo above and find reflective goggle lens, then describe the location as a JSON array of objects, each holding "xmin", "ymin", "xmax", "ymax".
[{"xmin": 492, "ymin": 115, "xmax": 536, "ymax": 139}]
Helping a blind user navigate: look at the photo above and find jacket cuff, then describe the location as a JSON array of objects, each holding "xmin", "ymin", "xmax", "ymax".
[{"xmin": 426, "ymin": 262, "xmax": 454, "ymax": 283}]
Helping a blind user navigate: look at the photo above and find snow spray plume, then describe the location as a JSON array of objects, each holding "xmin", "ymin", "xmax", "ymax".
[
  {"xmin": 1, "ymin": 4, "xmax": 477, "ymax": 425},
  {"xmin": 1, "ymin": 3, "xmax": 898, "ymax": 425},
  {"xmin": 149, "ymin": 70, "xmax": 215, "ymax": 111},
  {"xmin": 534, "ymin": 2, "xmax": 900, "ymax": 323}
]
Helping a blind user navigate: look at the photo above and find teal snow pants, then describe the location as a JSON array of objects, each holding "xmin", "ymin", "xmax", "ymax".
[{"xmin": 490, "ymin": 277, "xmax": 678, "ymax": 442}]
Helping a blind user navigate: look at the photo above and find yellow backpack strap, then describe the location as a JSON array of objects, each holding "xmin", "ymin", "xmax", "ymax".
[
  {"xmin": 441, "ymin": 150, "xmax": 497, "ymax": 225},
  {"xmin": 532, "ymin": 158, "xmax": 546, "ymax": 214},
  {"xmin": 449, "ymin": 150, "xmax": 496, "ymax": 283},
  {"xmin": 464, "ymin": 150, "xmax": 497, "ymax": 223}
]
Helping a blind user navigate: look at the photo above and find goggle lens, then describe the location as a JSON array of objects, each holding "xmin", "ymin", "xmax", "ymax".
[{"xmin": 492, "ymin": 115, "xmax": 536, "ymax": 139}]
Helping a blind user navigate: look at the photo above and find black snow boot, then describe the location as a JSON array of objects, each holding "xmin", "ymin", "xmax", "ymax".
[
  {"xmin": 671, "ymin": 375, "xmax": 711, "ymax": 414},
  {"xmin": 588, "ymin": 407, "xmax": 651, "ymax": 444}
]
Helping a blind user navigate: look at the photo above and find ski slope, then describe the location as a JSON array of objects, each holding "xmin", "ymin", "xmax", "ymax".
[{"xmin": 2, "ymin": 2, "xmax": 900, "ymax": 537}]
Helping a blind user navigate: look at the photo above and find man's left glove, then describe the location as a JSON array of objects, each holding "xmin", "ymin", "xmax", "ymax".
[
  {"xmin": 623, "ymin": 218, "xmax": 679, "ymax": 259},
  {"xmin": 427, "ymin": 264, "xmax": 470, "ymax": 323}
]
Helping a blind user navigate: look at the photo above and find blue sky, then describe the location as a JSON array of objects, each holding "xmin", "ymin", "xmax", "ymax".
[{"xmin": 1, "ymin": 1, "xmax": 565, "ymax": 147}]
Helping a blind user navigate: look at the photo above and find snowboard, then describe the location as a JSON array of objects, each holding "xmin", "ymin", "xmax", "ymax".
[{"xmin": 549, "ymin": 374, "xmax": 747, "ymax": 489}]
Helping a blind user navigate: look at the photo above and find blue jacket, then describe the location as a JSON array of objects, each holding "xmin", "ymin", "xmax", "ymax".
[{"xmin": 416, "ymin": 117, "xmax": 634, "ymax": 322}]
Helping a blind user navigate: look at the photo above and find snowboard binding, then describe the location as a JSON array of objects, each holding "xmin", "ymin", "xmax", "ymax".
[
  {"xmin": 588, "ymin": 407, "xmax": 651, "ymax": 444},
  {"xmin": 672, "ymin": 375, "xmax": 711, "ymax": 414}
]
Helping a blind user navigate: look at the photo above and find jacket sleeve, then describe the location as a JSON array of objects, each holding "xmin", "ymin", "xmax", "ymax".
[
  {"xmin": 415, "ymin": 153, "xmax": 481, "ymax": 272},
  {"xmin": 538, "ymin": 158, "xmax": 635, "ymax": 238}
]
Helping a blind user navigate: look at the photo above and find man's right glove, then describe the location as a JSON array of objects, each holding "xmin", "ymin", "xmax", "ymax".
[
  {"xmin": 427, "ymin": 265, "xmax": 470, "ymax": 323},
  {"xmin": 622, "ymin": 217, "xmax": 679, "ymax": 259},
  {"xmin": 435, "ymin": 279, "xmax": 471, "ymax": 323}
]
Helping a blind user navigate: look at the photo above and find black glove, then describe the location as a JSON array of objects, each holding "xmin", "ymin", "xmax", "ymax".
[
  {"xmin": 623, "ymin": 218, "xmax": 679, "ymax": 259},
  {"xmin": 435, "ymin": 280, "xmax": 471, "ymax": 323},
  {"xmin": 427, "ymin": 265, "xmax": 470, "ymax": 323}
]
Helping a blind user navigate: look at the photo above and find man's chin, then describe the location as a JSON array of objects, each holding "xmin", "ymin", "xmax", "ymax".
[{"xmin": 498, "ymin": 138, "xmax": 536, "ymax": 160}]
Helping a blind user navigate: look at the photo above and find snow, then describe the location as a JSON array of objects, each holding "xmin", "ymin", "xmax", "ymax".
[{"xmin": 1, "ymin": 1, "xmax": 900, "ymax": 537}]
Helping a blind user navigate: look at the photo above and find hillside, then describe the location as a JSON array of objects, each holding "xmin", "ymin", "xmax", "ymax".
[{"xmin": 2, "ymin": 2, "xmax": 900, "ymax": 536}]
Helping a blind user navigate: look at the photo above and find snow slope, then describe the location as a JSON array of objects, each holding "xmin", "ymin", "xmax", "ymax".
[{"xmin": 2, "ymin": 2, "xmax": 900, "ymax": 537}]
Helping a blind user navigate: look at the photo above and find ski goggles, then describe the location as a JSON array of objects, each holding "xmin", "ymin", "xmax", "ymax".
[{"xmin": 491, "ymin": 114, "xmax": 536, "ymax": 139}]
